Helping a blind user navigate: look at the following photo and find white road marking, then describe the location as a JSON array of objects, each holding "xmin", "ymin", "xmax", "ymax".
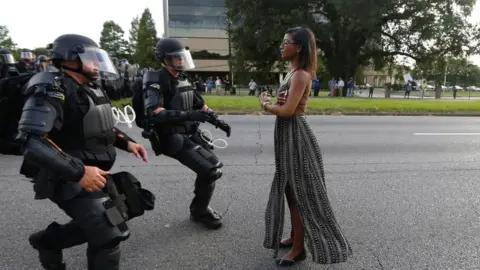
[{"xmin": 413, "ymin": 133, "xmax": 480, "ymax": 136}]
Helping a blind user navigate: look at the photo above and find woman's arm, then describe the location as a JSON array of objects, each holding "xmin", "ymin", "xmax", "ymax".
[{"xmin": 263, "ymin": 70, "xmax": 310, "ymax": 117}]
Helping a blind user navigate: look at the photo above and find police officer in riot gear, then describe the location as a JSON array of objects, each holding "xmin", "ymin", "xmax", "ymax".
[
  {"xmin": 35, "ymin": 55, "xmax": 48, "ymax": 72},
  {"xmin": 0, "ymin": 48, "xmax": 19, "ymax": 78},
  {"xmin": 16, "ymin": 50, "xmax": 35, "ymax": 73},
  {"xmin": 142, "ymin": 38, "xmax": 231, "ymax": 229},
  {"xmin": 18, "ymin": 34, "xmax": 148, "ymax": 270}
]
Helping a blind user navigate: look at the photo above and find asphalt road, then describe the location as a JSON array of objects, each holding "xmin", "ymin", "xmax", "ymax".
[
  {"xmin": 355, "ymin": 89, "xmax": 480, "ymax": 100},
  {"xmin": 1, "ymin": 116, "xmax": 480, "ymax": 270}
]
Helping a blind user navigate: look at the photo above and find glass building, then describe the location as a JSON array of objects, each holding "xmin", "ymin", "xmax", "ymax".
[{"xmin": 168, "ymin": 0, "xmax": 228, "ymax": 39}]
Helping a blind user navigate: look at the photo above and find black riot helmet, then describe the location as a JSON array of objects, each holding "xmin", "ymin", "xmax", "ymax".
[
  {"xmin": 154, "ymin": 38, "xmax": 195, "ymax": 71},
  {"xmin": 37, "ymin": 55, "xmax": 48, "ymax": 62},
  {"xmin": 0, "ymin": 48, "xmax": 16, "ymax": 78},
  {"xmin": 0, "ymin": 48, "xmax": 15, "ymax": 65},
  {"xmin": 20, "ymin": 49, "xmax": 34, "ymax": 61},
  {"xmin": 47, "ymin": 34, "xmax": 119, "ymax": 81}
]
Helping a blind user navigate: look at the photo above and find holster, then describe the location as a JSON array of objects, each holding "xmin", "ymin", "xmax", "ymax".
[
  {"xmin": 142, "ymin": 119, "xmax": 163, "ymax": 156},
  {"xmin": 148, "ymin": 130, "xmax": 163, "ymax": 156},
  {"xmin": 107, "ymin": 171, "xmax": 156, "ymax": 220}
]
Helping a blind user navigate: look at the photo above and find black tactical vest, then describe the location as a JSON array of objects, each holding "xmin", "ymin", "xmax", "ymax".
[
  {"xmin": 169, "ymin": 76, "xmax": 195, "ymax": 111},
  {"xmin": 52, "ymin": 82, "xmax": 117, "ymax": 170},
  {"xmin": 160, "ymin": 75, "xmax": 198, "ymax": 135}
]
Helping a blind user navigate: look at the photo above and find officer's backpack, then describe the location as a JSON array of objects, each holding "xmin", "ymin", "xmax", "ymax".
[
  {"xmin": 0, "ymin": 73, "xmax": 35, "ymax": 155},
  {"xmin": 131, "ymin": 77, "xmax": 145, "ymax": 128}
]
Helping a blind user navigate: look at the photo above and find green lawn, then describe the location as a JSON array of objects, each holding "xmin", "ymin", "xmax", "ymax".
[{"xmin": 112, "ymin": 96, "xmax": 480, "ymax": 114}]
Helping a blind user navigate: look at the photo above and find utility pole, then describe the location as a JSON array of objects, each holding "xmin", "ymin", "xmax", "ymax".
[
  {"xmin": 163, "ymin": 0, "xmax": 169, "ymax": 37},
  {"xmin": 227, "ymin": 19, "xmax": 233, "ymax": 86},
  {"xmin": 443, "ymin": 59, "xmax": 448, "ymax": 91}
]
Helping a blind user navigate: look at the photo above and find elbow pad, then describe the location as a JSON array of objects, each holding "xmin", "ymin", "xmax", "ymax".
[
  {"xmin": 113, "ymin": 128, "xmax": 136, "ymax": 151},
  {"xmin": 22, "ymin": 137, "xmax": 85, "ymax": 182},
  {"xmin": 149, "ymin": 110, "xmax": 189, "ymax": 124}
]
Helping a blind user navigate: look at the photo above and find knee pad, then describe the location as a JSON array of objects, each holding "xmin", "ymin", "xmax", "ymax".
[
  {"xmin": 174, "ymin": 140, "xmax": 223, "ymax": 176},
  {"xmin": 163, "ymin": 134, "xmax": 185, "ymax": 156},
  {"xmin": 87, "ymin": 243, "xmax": 120, "ymax": 270},
  {"xmin": 203, "ymin": 168, "xmax": 223, "ymax": 182},
  {"xmin": 77, "ymin": 197, "xmax": 130, "ymax": 249},
  {"xmin": 191, "ymin": 145, "xmax": 223, "ymax": 168},
  {"xmin": 28, "ymin": 222, "xmax": 62, "ymax": 250}
]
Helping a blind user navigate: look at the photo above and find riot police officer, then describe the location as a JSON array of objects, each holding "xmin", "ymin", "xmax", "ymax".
[
  {"xmin": 0, "ymin": 48, "xmax": 18, "ymax": 79},
  {"xmin": 141, "ymin": 38, "xmax": 231, "ymax": 229},
  {"xmin": 35, "ymin": 55, "xmax": 48, "ymax": 72},
  {"xmin": 16, "ymin": 50, "xmax": 35, "ymax": 73},
  {"xmin": 18, "ymin": 34, "xmax": 148, "ymax": 270}
]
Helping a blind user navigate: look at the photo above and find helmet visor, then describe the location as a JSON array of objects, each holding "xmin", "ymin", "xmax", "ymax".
[
  {"xmin": 166, "ymin": 48, "xmax": 195, "ymax": 71},
  {"xmin": 0, "ymin": 54, "xmax": 15, "ymax": 64},
  {"xmin": 78, "ymin": 47, "xmax": 119, "ymax": 80},
  {"xmin": 20, "ymin": 51, "xmax": 33, "ymax": 59}
]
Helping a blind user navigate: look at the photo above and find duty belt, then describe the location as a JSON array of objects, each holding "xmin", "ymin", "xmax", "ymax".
[{"xmin": 160, "ymin": 122, "xmax": 199, "ymax": 135}]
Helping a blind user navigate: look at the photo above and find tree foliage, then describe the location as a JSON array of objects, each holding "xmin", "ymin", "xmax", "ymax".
[
  {"xmin": 128, "ymin": 16, "xmax": 140, "ymax": 56},
  {"xmin": 33, "ymin": 47, "xmax": 49, "ymax": 57},
  {"xmin": 414, "ymin": 57, "xmax": 480, "ymax": 87},
  {"xmin": 191, "ymin": 50, "xmax": 230, "ymax": 60},
  {"xmin": 135, "ymin": 8, "xmax": 159, "ymax": 68},
  {"xmin": 226, "ymin": 0, "xmax": 480, "ymax": 86},
  {"xmin": 0, "ymin": 25, "xmax": 16, "ymax": 50},
  {"xmin": 99, "ymin": 21, "xmax": 128, "ymax": 58}
]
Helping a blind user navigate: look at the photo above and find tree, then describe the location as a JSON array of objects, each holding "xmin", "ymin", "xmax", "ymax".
[
  {"xmin": 128, "ymin": 16, "xmax": 140, "ymax": 56},
  {"xmin": 419, "ymin": 58, "xmax": 480, "ymax": 87},
  {"xmin": 99, "ymin": 21, "xmax": 128, "ymax": 59},
  {"xmin": 0, "ymin": 25, "xmax": 16, "ymax": 50},
  {"xmin": 226, "ymin": 0, "xmax": 480, "ymax": 96},
  {"xmin": 33, "ymin": 47, "xmax": 49, "ymax": 57},
  {"xmin": 135, "ymin": 8, "xmax": 159, "ymax": 68}
]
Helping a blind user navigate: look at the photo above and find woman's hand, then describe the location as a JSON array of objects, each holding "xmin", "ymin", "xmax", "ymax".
[
  {"xmin": 259, "ymin": 91, "xmax": 271, "ymax": 108},
  {"xmin": 277, "ymin": 96, "xmax": 286, "ymax": 105}
]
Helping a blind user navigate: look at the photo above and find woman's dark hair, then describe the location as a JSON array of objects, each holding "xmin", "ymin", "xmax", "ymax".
[{"xmin": 285, "ymin": 26, "xmax": 317, "ymax": 78}]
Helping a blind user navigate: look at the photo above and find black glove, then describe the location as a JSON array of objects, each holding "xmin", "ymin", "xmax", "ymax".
[
  {"xmin": 206, "ymin": 108, "xmax": 218, "ymax": 120},
  {"xmin": 187, "ymin": 110, "xmax": 211, "ymax": 122},
  {"xmin": 211, "ymin": 119, "xmax": 231, "ymax": 137}
]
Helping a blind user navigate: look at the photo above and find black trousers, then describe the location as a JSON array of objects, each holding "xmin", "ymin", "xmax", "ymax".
[
  {"xmin": 33, "ymin": 187, "xmax": 129, "ymax": 269},
  {"xmin": 161, "ymin": 132, "xmax": 221, "ymax": 215}
]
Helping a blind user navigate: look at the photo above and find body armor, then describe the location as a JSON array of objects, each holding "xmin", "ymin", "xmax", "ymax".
[
  {"xmin": 160, "ymin": 75, "xmax": 197, "ymax": 135},
  {"xmin": 64, "ymin": 86, "xmax": 117, "ymax": 164},
  {"xmin": 170, "ymin": 77, "xmax": 195, "ymax": 111}
]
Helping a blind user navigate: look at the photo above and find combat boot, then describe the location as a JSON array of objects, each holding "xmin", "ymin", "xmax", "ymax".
[
  {"xmin": 28, "ymin": 223, "xmax": 65, "ymax": 270},
  {"xmin": 190, "ymin": 206, "xmax": 223, "ymax": 229}
]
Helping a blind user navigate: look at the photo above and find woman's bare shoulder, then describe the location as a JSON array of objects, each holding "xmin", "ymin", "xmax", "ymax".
[{"xmin": 292, "ymin": 69, "xmax": 312, "ymax": 81}]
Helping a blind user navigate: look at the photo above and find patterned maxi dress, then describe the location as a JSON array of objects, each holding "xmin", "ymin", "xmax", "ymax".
[{"xmin": 263, "ymin": 70, "xmax": 353, "ymax": 264}]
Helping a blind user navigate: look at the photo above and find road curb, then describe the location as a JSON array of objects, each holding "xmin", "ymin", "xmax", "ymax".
[
  {"xmin": 125, "ymin": 112, "xmax": 480, "ymax": 117},
  {"xmin": 213, "ymin": 111, "xmax": 480, "ymax": 117}
]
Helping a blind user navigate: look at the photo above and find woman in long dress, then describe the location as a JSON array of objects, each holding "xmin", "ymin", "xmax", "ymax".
[{"xmin": 259, "ymin": 27, "xmax": 352, "ymax": 267}]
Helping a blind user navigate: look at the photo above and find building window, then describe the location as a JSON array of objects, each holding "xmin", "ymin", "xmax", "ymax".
[
  {"xmin": 169, "ymin": 15, "xmax": 227, "ymax": 29},
  {"xmin": 169, "ymin": 0, "xmax": 225, "ymax": 7}
]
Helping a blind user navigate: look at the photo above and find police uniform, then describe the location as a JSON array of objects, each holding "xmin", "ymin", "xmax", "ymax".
[
  {"xmin": 142, "ymin": 38, "xmax": 229, "ymax": 229},
  {"xmin": 0, "ymin": 48, "xmax": 18, "ymax": 79},
  {"xmin": 17, "ymin": 34, "xmax": 136, "ymax": 270},
  {"xmin": 16, "ymin": 51, "xmax": 35, "ymax": 73}
]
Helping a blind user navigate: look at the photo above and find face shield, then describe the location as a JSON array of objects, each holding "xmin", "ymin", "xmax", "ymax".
[
  {"xmin": 0, "ymin": 54, "xmax": 15, "ymax": 64},
  {"xmin": 20, "ymin": 51, "xmax": 33, "ymax": 59},
  {"xmin": 165, "ymin": 48, "xmax": 195, "ymax": 71},
  {"xmin": 77, "ymin": 46, "xmax": 119, "ymax": 81}
]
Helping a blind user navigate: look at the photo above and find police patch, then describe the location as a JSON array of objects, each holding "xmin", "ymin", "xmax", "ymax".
[
  {"xmin": 46, "ymin": 91, "xmax": 65, "ymax": 101},
  {"xmin": 150, "ymin": 83, "xmax": 160, "ymax": 89}
]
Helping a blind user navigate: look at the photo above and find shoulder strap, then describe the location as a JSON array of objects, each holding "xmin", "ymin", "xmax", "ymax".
[{"xmin": 282, "ymin": 69, "xmax": 298, "ymax": 86}]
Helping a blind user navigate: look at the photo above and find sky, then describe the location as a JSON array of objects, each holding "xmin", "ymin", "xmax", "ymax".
[
  {"xmin": 0, "ymin": 0, "xmax": 164, "ymax": 50},
  {"xmin": 1, "ymin": 0, "xmax": 480, "ymax": 65}
]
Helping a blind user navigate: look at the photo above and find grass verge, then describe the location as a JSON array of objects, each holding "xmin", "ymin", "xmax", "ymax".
[{"xmin": 111, "ymin": 96, "xmax": 480, "ymax": 114}]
